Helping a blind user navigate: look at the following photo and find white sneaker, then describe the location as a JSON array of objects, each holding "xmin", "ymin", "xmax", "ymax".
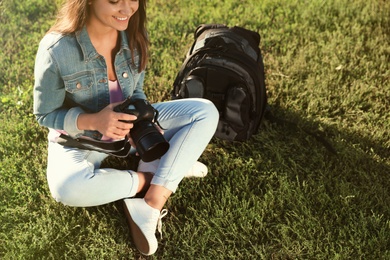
[
  {"xmin": 138, "ymin": 160, "xmax": 208, "ymax": 178},
  {"xmin": 185, "ymin": 161, "xmax": 208, "ymax": 178},
  {"xmin": 123, "ymin": 198, "xmax": 168, "ymax": 256}
]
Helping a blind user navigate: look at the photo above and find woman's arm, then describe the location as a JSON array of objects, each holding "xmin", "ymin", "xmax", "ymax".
[{"xmin": 33, "ymin": 41, "xmax": 76, "ymax": 132}]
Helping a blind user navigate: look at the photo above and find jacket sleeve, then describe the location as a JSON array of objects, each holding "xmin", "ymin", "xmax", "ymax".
[{"xmin": 33, "ymin": 39, "xmax": 85, "ymax": 138}]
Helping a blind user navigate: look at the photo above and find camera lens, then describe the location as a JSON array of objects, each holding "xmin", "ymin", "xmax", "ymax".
[{"xmin": 131, "ymin": 121, "xmax": 170, "ymax": 162}]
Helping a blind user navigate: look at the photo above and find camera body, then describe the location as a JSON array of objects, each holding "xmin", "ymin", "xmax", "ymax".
[
  {"xmin": 114, "ymin": 99, "xmax": 169, "ymax": 162},
  {"xmin": 114, "ymin": 99, "xmax": 155, "ymax": 124}
]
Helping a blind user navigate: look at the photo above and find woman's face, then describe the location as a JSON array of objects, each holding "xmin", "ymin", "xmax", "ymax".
[{"xmin": 88, "ymin": 0, "xmax": 139, "ymax": 32}]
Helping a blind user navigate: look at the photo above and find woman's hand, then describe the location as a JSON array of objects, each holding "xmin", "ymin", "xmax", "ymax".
[
  {"xmin": 77, "ymin": 102, "xmax": 137, "ymax": 139},
  {"xmin": 154, "ymin": 124, "xmax": 164, "ymax": 135}
]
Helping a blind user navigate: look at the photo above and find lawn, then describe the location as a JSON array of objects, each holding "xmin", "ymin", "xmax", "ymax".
[{"xmin": 1, "ymin": 0, "xmax": 389, "ymax": 259}]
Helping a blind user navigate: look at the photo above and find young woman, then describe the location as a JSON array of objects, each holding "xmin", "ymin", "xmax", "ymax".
[{"xmin": 33, "ymin": 0, "xmax": 218, "ymax": 256}]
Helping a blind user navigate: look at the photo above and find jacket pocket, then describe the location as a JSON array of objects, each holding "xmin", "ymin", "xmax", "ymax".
[
  {"xmin": 63, "ymin": 71, "xmax": 94, "ymax": 107},
  {"xmin": 64, "ymin": 71, "xmax": 93, "ymax": 93}
]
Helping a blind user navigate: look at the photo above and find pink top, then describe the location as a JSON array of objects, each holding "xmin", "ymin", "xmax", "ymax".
[{"xmin": 108, "ymin": 79, "xmax": 124, "ymax": 104}]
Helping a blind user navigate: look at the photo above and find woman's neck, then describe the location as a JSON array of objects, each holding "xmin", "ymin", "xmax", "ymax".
[
  {"xmin": 86, "ymin": 24, "xmax": 120, "ymax": 81},
  {"xmin": 86, "ymin": 23, "xmax": 119, "ymax": 50}
]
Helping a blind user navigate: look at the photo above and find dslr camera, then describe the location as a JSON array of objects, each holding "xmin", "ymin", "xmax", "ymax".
[{"xmin": 114, "ymin": 98, "xmax": 169, "ymax": 162}]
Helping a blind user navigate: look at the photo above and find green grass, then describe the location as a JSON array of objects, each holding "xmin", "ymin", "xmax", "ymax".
[{"xmin": 1, "ymin": 0, "xmax": 389, "ymax": 259}]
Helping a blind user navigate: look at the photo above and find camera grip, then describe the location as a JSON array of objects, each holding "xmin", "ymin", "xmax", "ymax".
[
  {"xmin": 113, "ymin": 97, "xmax": 133, "ymax": 113},
  {"xmin": 114, "ymin": 98, "xmax": 139, "ymax": 123}
]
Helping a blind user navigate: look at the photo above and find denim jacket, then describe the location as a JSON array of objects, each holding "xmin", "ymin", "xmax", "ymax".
[{"xmin": 33, "ymin": 26, "xmax": 146, "ymax": 140}]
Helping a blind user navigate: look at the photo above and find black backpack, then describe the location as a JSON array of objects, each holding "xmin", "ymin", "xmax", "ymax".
[{"xmin": 172, "ymin": 24, "xmax": 267, "ymax": 141}]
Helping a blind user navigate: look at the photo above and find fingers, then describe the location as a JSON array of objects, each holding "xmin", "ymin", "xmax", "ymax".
[
  {"xmin": 128, "ymin": 136, "xmax": 136, "ymax": 148},
  {"xmin": 109, "ymin": 132, "xmax": 128, "ymax": 140},
  {"xmin": 110, "ymin": 113, "xmax": 140, "ymax": 139},
  {"xmin": 115, "ymin": 112, "xmax": 137, "ymax": 122},
  {"xmin": 116, "ymin": 120, "xmax": 134, "ymax": 130},
  {"xmin": 154, "ymin": 124, "xmax": 164, "ymax": 135},
  {"xmin": 103, "ymin": 116, "xmax": 133, "ymax": 139},
  {"xmin": 104, "ymin": 126, "xmax": 129, "ymax": 139},
  {"xmin": 98, "ymin": 103, "xmax": 138, "ymax": 139}
]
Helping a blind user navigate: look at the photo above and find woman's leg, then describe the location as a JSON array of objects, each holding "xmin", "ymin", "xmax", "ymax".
[
  {"xmin": 144, "ymin": 98, "xmax": 218, "ymax": 208},
  {"xmin": 124, "ymin": 98, "xmax": 218, "ymax": 255},
  {"xmin": 46, "ymin": 141, "xmax": 151, "ymax": 207},
  {"xmin": 151, "ymin": 98, "xmax": 219, "ymax": 193}
]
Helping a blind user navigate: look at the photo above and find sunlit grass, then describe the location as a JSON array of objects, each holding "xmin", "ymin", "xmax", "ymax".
[{"xmin": 1, "ymin": 0, "xmax": 389, "ymax": 259}]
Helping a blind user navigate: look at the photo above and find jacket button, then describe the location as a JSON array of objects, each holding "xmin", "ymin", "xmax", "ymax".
[
  {"xmin": 122, "ymin": 72, "xmax": 128, "ymax": 78},
  {"xmin": 76, "ymin": 83, "xmax": 82, "ymax": 89}
]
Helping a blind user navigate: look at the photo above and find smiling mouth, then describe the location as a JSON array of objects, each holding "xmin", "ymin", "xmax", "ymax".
[{"xmin": 114, "ymin": 16, "xmax": 128, "ymax": 21}]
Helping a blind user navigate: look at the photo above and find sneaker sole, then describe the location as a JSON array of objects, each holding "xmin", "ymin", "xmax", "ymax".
[{"xmin": 123, "ymin": 201, "xmax": 152, "ymax": 255}]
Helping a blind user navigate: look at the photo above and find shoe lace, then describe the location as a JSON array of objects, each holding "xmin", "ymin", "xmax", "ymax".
[{"xmin": 157, "ymin": 209, "xmax": 168, "ymax": 240}]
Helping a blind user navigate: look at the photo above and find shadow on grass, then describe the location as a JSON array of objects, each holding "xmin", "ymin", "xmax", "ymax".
[{"xmin": 213, "ymin": 103, "xmax": 389, "ymax": 205}]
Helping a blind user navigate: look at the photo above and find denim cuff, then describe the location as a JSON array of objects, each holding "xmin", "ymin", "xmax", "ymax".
[
  {"xmin": 64, "ymin": 107, "xmax": 85, "ymax": 138},
  {"xmin": 127, "ymin": 170, "xmax": 140, "ymax": 197},
  {"xmin": 151, "ymin": 175, "xmax": 179, "ymax": 193}
]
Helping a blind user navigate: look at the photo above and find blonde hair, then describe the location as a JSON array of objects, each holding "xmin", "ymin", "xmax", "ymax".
[{"xmin": 49, "ymin": 0, "xmax": 149, "ymax": 71}]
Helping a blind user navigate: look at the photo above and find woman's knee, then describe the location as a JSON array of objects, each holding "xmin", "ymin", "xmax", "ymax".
[
  {"xmin": 48, "ymin": 180, "xmax": 76, "ymax": 206},
  {"xmin": 194, "ymin": 98, "xmax": 219, "ymax": 125},
  {"xmin": 47, "ymin": 170, "xmax": 87, "ymax": 206}
]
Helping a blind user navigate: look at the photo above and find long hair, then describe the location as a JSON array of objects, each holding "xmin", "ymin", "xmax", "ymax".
[{"xmin": 49, "ymin": 0, "xmax": 149, "ymax": 71}]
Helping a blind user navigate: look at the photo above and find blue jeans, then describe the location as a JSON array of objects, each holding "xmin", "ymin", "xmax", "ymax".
[{"xmin": 46, "ymin": 98, "xmax": 219, "ymax": 207}]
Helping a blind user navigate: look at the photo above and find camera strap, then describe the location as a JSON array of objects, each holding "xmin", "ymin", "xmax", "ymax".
[{"xmin": 58, "ymin": 134, "xmax": 132, "ymax": 158}]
